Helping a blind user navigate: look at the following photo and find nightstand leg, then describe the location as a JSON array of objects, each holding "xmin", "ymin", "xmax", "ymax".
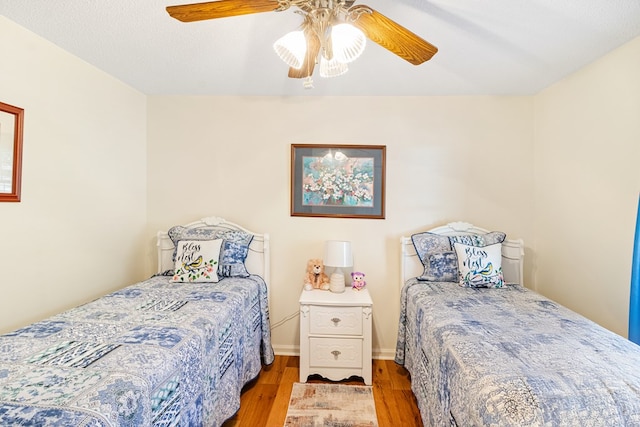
[
  {"xmin": 299, "ymin": 304, "xmax": 310, "ymax": 382},
  {"xmin": 363, "ymin": 306, "xmax": 372, "ymax": 385}
]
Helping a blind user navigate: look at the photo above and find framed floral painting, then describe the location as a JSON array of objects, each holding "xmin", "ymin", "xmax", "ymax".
[{"xmin": 290, "ymin": 144, "xmax": 386, "ymax": 219}]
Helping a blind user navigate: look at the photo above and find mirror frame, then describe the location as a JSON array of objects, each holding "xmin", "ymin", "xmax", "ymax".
[{"xmin": 0, "ymin": 101, "xmax": 24, "ymax": 202}]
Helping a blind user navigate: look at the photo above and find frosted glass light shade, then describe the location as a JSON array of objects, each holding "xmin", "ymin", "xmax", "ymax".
[
  {"xmin": 319, "ymin": 56, "xmax": 348, "ymax": 78},
  {"xmin": 273, "ymin": 30, "xmax": 307, "ymax": 69},
  {"xmin": 331, "ymin": 23, "xmax": 366, "ymax": 64}
]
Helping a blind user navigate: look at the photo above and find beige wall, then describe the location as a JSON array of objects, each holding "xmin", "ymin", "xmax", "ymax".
[
  {"xmin": 146, "ymin": 96, "xmax": 535, "ymax": 357},
  {"xmin": 533, "ymin": 36, "xmax": 640, "ymax": 337},
  {"xmin": 0, "ymin": 17, "xmax": 148, "ymax": 333},
  {"xmin": 3, "ymin": 13, "xmax": 637, "ymax": 357}
]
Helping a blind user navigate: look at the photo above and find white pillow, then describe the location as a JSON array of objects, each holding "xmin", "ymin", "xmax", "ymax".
[
  {"xmin": 172, "ymin": 239, "xmax": 223, "ymax": 283},
  {"xmin": 453, "ymin": 242, "xmax": 504, "ymax": 288}
]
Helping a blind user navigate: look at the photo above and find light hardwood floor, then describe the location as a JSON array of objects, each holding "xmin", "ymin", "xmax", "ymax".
[{"xmin": 222, "ymin": 355, "xmax": 424, "ymax": 427}]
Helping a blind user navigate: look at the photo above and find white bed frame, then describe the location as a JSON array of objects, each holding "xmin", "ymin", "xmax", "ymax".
[
  {"xmin": 400, "ymin": 221, "xmax": 524, "ymax": 288},
  {"xmin": 156, "ymin": 216, "xmax": 270, "ymax": 299}
]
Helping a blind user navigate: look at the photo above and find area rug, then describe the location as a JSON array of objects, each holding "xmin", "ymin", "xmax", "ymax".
[{"xmin": 284, "ymin": 382, "xmax": 378, "ymax": 427}]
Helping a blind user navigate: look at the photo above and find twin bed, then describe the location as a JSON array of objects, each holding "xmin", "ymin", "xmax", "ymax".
[
  {"xmin": 397, "ymin": 221, "xmax": 640, "ymax": 426},
  {"xmin": 0, "ymin": 217, "xmax": 273, "ymax": 426}
]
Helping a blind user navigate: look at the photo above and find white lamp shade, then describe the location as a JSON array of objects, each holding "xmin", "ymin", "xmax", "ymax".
[
  {"xmin": 324, "ymin": 241, "xmax": 353, "ymax": 268},
  {"xmin": 319, "ymin": 56, "xmax": 348, "ymax": 78},
  {"xmin": 331, "ymin": 23, "xmax": 366, "ymax": 64},
  {"xmin": 324, "ymin": 240, "xmax": 353, "ymax": 293},
  {"xmin": 273, "ymin": 30, "xmax": 307, "ymax": 69}
]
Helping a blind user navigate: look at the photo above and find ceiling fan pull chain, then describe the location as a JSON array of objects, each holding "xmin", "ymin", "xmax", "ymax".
[{"xmin": 303, "ymin": 77, "xmax": 314, "ymax": 89}]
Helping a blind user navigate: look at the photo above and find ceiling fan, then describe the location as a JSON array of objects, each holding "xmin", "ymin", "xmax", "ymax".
[{"xmin": 166, "ymin": 0, "xmax": 438, "ymax": 82}]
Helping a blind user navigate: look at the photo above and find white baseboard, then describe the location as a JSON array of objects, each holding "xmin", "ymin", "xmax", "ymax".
[
  {"xmin": 373, "ymin": 348, "xmax": 396, "ymax": 360},
  {"xmin": 273, "ymin": 344, "xmax": 299, "ymax": 356}
]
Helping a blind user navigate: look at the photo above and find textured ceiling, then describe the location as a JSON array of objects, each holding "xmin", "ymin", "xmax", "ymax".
[{"xmin": 1, "ymin": 0, "xmax": 640, "ymax": 96}]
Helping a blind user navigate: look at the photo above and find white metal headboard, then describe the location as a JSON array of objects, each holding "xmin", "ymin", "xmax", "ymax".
[
  {"xmin": 400, "ymin": 221, "xmax": 524, "ymax": 289},
  {"xmin": 157, "ymin": 216, "xmax": 270, "ymax": 298}
]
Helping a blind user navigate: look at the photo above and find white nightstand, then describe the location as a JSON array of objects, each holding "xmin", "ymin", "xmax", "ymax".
[{"xmin": 299, "ymin": 287, "xmax": 373, "ymax": 385}]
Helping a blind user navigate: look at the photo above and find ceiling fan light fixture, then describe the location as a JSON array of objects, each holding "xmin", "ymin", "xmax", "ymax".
[
  {"xmin": 319, "ymin": 55, "xmax": 348, "ymax": 78},
  {"xmin": 167, "ymin": 0, "xmax": 439, "ymax": 84},
  {"xmin": 273, "ymin": 30, "xmax": 307, "ymax": 69},
  {"xmin": 331, "ymin": 23, "xmax": 366, "ymax": 64}
]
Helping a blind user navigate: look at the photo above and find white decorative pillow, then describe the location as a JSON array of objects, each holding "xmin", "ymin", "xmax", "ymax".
[
  {"xmin": 453, "ymin": 242, "xmax": 504, "ymax": 288},
  {"xmin": 172, "ymin": 239, "xmax": 223, "ymax": 283}
]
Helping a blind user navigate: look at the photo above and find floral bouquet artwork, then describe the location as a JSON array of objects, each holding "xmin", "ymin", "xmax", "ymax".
[{"xmin": 302, "ymin": 152, "xmax": 375, "ymax": 207}]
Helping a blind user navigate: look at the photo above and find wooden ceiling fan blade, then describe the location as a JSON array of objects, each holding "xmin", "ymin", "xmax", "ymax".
[
  {"xmin": 288, "ymin": 33, "xmax": 321, "ymax": 79},
  {"xmin": 351, "ymin": 6, "xmax": 438, "ymax": 65},
  {"xmin": 167, "ymin": 0, "xmax": 280, "ymax": 22}
]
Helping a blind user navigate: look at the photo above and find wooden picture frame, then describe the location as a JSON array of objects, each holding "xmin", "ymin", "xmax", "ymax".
[
  {"xmin": 0, "ymin": 101, "xmax": 24, "ymax": 202},
  {"xmin": 291, "ymin": 144, "xmax": 386, "ymax": 219}
]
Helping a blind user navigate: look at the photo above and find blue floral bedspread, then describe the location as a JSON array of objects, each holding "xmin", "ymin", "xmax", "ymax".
[
  {"xmin": 396, "ymin": 279, "xmax": 640, "ymax": 426},
  {"xmin": 0, "ymin": 274, "xmax": 274, "ymax": 426}
]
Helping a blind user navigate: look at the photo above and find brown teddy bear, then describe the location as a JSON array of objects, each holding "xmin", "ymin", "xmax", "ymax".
[{"xmin": 304, "ymin": 258, "xmax": 330, "ymax": 291}]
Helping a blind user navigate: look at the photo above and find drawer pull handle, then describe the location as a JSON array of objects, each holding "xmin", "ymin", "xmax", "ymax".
[
  {"xmin": 331, "ymin": 317, "xmax": 341, "ymax": 326},
  {"xmin": 331, "ymin": 350, "xmax": 341, "ymax": 359}
]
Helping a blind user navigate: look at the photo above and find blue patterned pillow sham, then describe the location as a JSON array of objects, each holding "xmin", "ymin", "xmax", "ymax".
[
  {"xmin": 448, "ymin": 231, "xmax": 506, "ymax": 247},
  {"xmin": 168, "ymin": 226, "xmax": 253, "ymax": 278},
  {"xmin": 420, "ymin": 251, "xmax": 458, "ymax": 282},
  {"xmin": 217, "ymin": 230, "xmax": 253, "ymax": 278},
  {"xmin": 411, "ymin": 231, "xmax": 506, "ymax": 282},
  {"xmin": 168, "ymin": 225, "xmax": 218, "ymax": 244},
  {"xmin": 412, "ymin": 232, "xmax": 458, "ymax": 282}
]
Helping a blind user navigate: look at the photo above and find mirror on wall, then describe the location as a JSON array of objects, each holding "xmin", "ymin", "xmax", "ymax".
[{"xmin": 0, "ymin": 102, "xmax": 24, "ymax": 202}]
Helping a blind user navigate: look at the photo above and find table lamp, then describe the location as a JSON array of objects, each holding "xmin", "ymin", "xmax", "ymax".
[{"xmin": 324, "ymin": 240, "xmax": 353, "ymax": 293}]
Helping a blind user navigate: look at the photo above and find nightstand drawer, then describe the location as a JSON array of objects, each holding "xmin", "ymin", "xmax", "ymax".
[
  {"xmin": 309, "ymin": 305, "xmax": 363, "ymax": 335},
  {"xmin": 309, "ymin": 337, "xmax": 363, "ymax": 368}
]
